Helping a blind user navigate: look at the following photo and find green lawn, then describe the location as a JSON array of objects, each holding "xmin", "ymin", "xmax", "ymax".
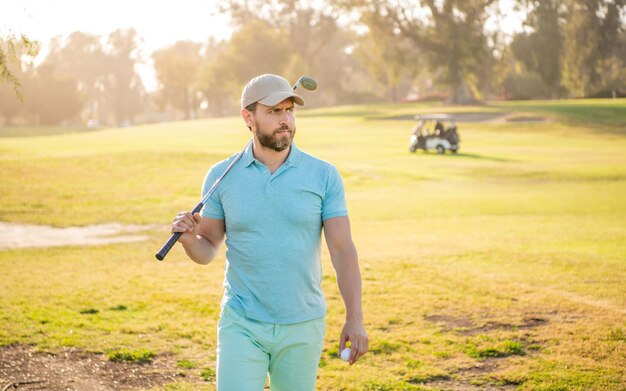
[
  {"xmin": 0, "ymin": 125, "xmax": 99, "ymax": 138},
  {"xmin": 1, "ymin": 99, "xmax": 625, "ymax": 390}
]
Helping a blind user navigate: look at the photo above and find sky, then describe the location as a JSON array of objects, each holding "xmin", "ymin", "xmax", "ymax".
[
  {"xmin": 2, "ymin": 0, "xmax": 524, "ymax": 92},
  {"xmin": 2, "ymin": 0, "xmax": 233, "ymax": 47},
  {"xmin": 2, "ymin": 0, "xmax": 233, "ymax": 91}
]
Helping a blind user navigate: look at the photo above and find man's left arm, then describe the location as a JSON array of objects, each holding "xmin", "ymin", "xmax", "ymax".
[{"xmin": 324, "ymin": 216, "xmax": 368, "ymax": 365}]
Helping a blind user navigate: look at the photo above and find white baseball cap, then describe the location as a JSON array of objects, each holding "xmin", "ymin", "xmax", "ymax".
[{"xmin": 241, "ymin": 74, "xmax": 305, "ymax": 109}]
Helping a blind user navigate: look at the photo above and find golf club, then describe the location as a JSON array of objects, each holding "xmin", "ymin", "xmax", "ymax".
[
  {"xmin": 293, "ymin": 76, "xmax": 317, "ymax": 91},
  {"xmin": 155, "ymin": 76, "xmax": 318, "ymax": 261}
]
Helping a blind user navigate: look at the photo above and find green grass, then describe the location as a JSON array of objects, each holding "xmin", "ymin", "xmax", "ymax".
[
  {"xmin": 199, "ymin": 367, "xmax": 216, "ymax": 381},
  {"xmin": 0, "ymin": 126, "xmax": 99, "ymax": 137},
  {"xmin": 464, "ymin": 339, "xmax": 524, "ymax": 359},
  {"xmin": 176, "ymin": 359, "xmax": 197, "ymax": 369},
  {"xmin": 496, "ymin": 99, "xmax": 626, "ymax": 129},
  {"xmin": 1, "ymin": 98, "xmax": 625, "ymax": 390},
  {"xmin": 107, "ymin": 348, "xmax": 155, "ymax": 364}
]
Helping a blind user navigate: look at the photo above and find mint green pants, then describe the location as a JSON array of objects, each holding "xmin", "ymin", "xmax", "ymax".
[{"xmin": 216, "ymin": 305, "xmax": 326, "ymax": 391}]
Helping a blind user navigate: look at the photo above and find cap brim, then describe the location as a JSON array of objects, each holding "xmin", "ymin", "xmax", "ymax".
[{"xmin": 258, "ymin": 92, "xmax": 305, "ymax": 107}]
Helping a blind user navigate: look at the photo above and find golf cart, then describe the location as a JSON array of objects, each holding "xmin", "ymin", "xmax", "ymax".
[{"xmin": 409, "ymin": 114, "xmax": 460, "ymax": 154}]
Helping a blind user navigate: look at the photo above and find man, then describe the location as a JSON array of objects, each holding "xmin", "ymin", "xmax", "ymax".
[
  {"xmin": 170, "ymin": 74, "xmax": 368, "ymax": 390},
  {"xmin": 434, "ymin": 120, "xmax": 444, "ymax": 136}
]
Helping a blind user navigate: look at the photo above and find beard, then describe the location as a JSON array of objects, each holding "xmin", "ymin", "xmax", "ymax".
[{"xmin": 254, "ymin": 123, "xmax": 296, "ymax": 152}]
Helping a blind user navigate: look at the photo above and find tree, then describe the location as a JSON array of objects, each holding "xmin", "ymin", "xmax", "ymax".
[
  {"xmin": 426, "ymin": 0, "xmax": 497, "ymax": 103},
  {"xmin": 511, "ymin": 0, "xmax": 624, "ymax": 98},
  {"xmin": 153, "ymin": 41, "xmax": 203, "ymax": 120},
  {"xmin": 43, "ymin": 32, "xmax": 109, "ymax": 121},
  {"xmin": 197, "ymin": 39, "xmax": 232, "ymax": 116},
  {"xmin": 595, "ymin": 27, "xmax": 626, "ymax": 97},
  {"xmin": 41, "ymin": 30, "xmax": 146, "ymax": 125},
  {"xmin": 346, "ymin": 0, "xmax": 497, "ymax": 104},
  {"xmin": 560, "ymin": 0, "xmax": 625, "ymax": 97},
  {"xmin": 222, "ymin": 0, "xmax": 340, "ymax": 69},
  {"xmin": 0, "ymin": 34, "xmax": 39, "ymax": 97},
  {"xmin": 0, "ymin": 77, "xmax": 24, "ymax": 125},
  {"xmin": 225, "ymin": 19, "xmax": 292, "ymax": 86},
  {"xmin": 104, "ymin": 29, "xmax": 144, "ymax": 125},
  {"xmin": 23, "ymin": 64, "xmax": 84, "ymax": 125},
  {"xmin": 196, "ymin": 19, "xmax": 292, "ymax": 113},
  {"xmin": 511, "ymin": 0, "xmax": 564, "ymax": 98},
  {"xmin": 354, "ymin": 4, "xmax": 415, "ymax": 102},
  {"xmin": 220, "ymin": 0, "xmax": 358, "ymax": 106}
]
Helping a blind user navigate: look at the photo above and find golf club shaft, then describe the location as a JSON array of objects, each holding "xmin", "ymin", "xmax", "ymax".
[
  {"xmin": 293, "ymin": 78, "xmax": 303, "ymax": 91},
  {"xmin": 155, "ymin": 140, "xmax": 251, "ymax": 261}
]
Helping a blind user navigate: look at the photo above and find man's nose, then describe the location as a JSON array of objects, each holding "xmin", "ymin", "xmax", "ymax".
[{"xmin": 278, "ymin": 111, "xmax": 292, "ymax": 125}]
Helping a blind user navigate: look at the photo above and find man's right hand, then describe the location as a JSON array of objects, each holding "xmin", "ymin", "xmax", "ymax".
[{"xmin": 171, "ymin": 212, "xmax": 202, "ymax": 245}]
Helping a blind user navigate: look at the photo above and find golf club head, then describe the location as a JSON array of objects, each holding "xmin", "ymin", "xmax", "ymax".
[{"xmin": 293, "ymin": 76, "xmax": 317, "ymax": 91}]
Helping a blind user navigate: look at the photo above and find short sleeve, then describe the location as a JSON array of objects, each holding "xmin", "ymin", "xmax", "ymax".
[
  {"xmin": 322, "ymin": 165, "xmax": 348, "ymax": 221},
  {"xmin": 200, "ymin": 166, "xmax": 225, "ymax": 219}
]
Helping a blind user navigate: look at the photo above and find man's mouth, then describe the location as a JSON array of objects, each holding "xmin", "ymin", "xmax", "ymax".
[{"xmin": 275, "ymin": 128, "xmax": 291, "ymax": 134}]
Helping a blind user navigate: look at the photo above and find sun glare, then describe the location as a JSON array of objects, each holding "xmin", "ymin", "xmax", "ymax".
[{"xmin": 2, "ymin": 0, "xmax": 233, "ymax": 90}]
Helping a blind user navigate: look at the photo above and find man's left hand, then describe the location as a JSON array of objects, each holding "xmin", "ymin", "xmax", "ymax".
[{"xmin": 339, "ymin": 320, "xmax": 368, "ymax": 365}]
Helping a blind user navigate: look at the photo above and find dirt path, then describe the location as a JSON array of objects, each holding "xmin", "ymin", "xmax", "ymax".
[
  {"xmin": 0, "ymin": 345, "xmax": 208, "ymax": 390},
  {"xmin": 0, "ymin": 222, "xmax": 165, "ymax": 250}
]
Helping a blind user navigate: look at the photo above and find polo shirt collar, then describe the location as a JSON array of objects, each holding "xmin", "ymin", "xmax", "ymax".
[
  {"xmin": 241, "ymin": 141, "xmax": 256, "ymax": 167},
  {"xmin": 285, "ymin": 142, "xmax": 302, "ymax": 167},
  {"xmin": 241, "ymin": 141, "xmax": 303, "ymax": 168}
]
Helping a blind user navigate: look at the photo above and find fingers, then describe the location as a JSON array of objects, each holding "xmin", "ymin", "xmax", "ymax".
[
  {"xmin": 339, "ymin": 330, "xmax": 347, "ymax": 352},
  {"xmin": 339, "ymin": 323, "xmax": 368, "ymax": 365},
  {"xmin": 171, "ymin": 212, "xmax": 199, "ymax": 234},
  {"xmin": 346, "ymin": 339, "xmax": 363, "ymax": 365},
  {"xmin": 172, "ymin": 213, "xmax": 194, "ymax": 232},
  {"xmin": 349, "ymin": 336, "xmax": 368, "ymax": 365}
]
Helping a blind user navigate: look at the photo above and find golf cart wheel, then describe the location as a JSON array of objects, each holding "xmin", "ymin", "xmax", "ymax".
[
  {"xmin": 436, "ymin": 145, "xmax": 445, "ymax": 154},
  {"xmin": 450, "ymin": 148, "xmax": 458, "ymax": 154},
  {"xmin": 409, "ymin": 145, "xmax": 417, "ymax": 153}
]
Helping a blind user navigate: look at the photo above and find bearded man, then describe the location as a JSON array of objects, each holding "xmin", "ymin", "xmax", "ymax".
[{"xmin": 170, "ymin": 74, "xmax": 368, "ymax": 390}]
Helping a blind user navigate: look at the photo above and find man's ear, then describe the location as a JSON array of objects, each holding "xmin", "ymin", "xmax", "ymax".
[{"xmin": 240, "ymin": 108, "xmax": 253, "ymax": 128}]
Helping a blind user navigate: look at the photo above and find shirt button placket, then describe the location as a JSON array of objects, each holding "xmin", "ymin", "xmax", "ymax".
[
  {"xmin": 260, "ymin": 165, "xmax": 271, "ymax": 193},
  {"xmin": 265, "ymin": 175, "xmax": 272, "ymax": 193}
]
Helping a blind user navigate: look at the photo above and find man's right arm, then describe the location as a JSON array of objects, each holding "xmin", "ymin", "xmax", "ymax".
[{"xmin": 171, "ymin": 212, "xmax": 225, "ymax": 265}]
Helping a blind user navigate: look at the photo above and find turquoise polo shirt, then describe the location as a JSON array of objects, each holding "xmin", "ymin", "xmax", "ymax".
[{"xmin": 200, "ymin": 142, "xmax": 348, "ymax": 324}]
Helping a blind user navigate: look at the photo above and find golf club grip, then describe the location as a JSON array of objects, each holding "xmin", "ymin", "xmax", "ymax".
[
  {"xmin": 155, "ymin": 232, "xmax": 183, "ymax": 261},
  {"xmin": 155, "ymin": 201, "xmax": 205, "ymax": 261}
]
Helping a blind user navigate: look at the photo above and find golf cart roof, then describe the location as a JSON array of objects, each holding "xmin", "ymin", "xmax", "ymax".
[{"xmin": 413, "ymin": 113, "xmax": 454, "ymax": 121}]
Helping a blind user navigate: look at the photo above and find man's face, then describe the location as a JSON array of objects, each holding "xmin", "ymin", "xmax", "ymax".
[{"xmin": 248, "ymin": 99, "xmax": 296, "ymax": 152}]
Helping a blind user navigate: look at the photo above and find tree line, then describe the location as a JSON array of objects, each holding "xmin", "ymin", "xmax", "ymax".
[{"xmin": 1, "ymin": 0, "xmax": 624, "ymax": 127}]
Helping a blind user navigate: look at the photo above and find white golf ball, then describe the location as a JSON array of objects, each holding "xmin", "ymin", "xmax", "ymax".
[{"xmin": 340, "ymin": 348, "xmax": 351, "ymax": 361}]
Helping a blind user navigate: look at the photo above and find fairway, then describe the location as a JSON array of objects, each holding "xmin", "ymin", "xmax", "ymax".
[{"xmin": 1, "ymin": 99, "xmax": 625, "ymax": 390}]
